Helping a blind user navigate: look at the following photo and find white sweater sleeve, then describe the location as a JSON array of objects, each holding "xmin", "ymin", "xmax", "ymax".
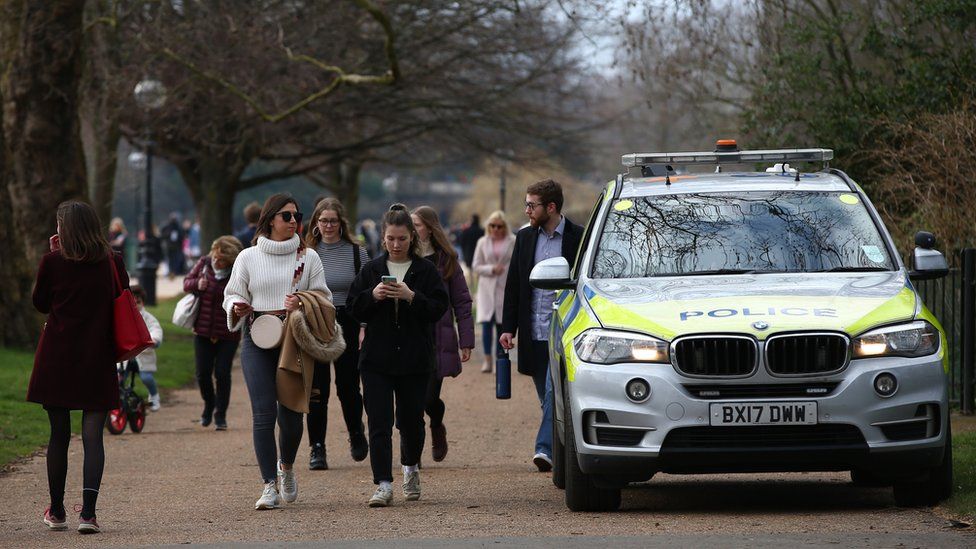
[
  {"xmin": 305, "ymin": 254, "xmax": 333, "ymax": 302},
  {"xmin": 223, "ymin": 253, "xmax": 251, "ymax": 332},
  {"xmin": 145, "ymin": 312, "xmax": 163, "ymax": 346}
]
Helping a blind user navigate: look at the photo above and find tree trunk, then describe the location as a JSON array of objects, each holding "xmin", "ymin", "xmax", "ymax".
[
  {"xmin": 82, "ymin": 115, "xmax": 120, "ymax": 230},
  {"xmin": 0, "ymin": 0, "xmax": 86, "ymax": 347},
  {"xmin": 1, "ymin": 0, "xmax": 88, "ymax": 267},
  {"xmin": 339, "ymin": 159, "xmax": 363, "ymax": 226},
  {"xmin": 0, "ymin": 89, "xmax": 42, "ymax": 348},
  {"xmin": 177, "ymin": 158, "xmax": 236, "ymax": 251}
]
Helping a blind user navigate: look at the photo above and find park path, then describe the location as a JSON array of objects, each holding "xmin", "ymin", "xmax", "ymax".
[{"xmin": 1, "ymin": 330, "xmax": 974, "ymax": 547}]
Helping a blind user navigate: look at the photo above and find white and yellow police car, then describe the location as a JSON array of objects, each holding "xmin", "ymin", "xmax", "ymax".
[{"xmin": 530, "ymin": 140, "xmax": 952, "ymax": 512}]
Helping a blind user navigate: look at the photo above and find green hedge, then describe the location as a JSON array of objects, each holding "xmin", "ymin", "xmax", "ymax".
[{"xmin": 0, "ymin": 297, "xmax": 196, "ymax": 466}]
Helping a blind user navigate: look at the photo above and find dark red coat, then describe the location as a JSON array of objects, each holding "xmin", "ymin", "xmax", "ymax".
[
  {"xmin": 183, "ymin": 256, "xmax": 239, "ymax": 341},
  {"xmin": 27, "ymin": 252, "xmax": 125, "ymax": 410}
]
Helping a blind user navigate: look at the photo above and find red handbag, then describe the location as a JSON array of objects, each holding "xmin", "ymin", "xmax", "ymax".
[{"xmin": 110, "ymin": 256, "xmax": 154, "ymax": 361}]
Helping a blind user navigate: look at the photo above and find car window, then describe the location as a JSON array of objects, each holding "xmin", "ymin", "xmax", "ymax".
[
  {"xmin": 572, "ymin": 192, "xmax": 603, "ymax": 279},
  {"xmin": 592, "ymin": 191, "xmax": 894, "ymax": 278}
]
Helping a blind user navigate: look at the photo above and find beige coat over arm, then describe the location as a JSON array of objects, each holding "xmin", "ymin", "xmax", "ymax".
[{"xmin": 471, "ymin": 232, "xmax": 516, "ymax": 324}]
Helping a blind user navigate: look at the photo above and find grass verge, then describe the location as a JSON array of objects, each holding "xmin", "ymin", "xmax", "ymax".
[
  {"xmin": 948, "ymin": 429, "xmax": 976, "ymax": 521},
  {"xmin": 0, "ymin": 297, "xmax": 196, "ymax": 467}
]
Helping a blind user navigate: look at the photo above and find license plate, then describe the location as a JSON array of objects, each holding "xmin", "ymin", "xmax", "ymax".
[{"xmin": 709, "ymin": 402, "xmax": 818, "ymax": 426}]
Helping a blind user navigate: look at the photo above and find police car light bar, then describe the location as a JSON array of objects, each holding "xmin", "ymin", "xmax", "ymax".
[{"xmin": 621, "ymin": 148, "xmax": 834, "ymax": 168}]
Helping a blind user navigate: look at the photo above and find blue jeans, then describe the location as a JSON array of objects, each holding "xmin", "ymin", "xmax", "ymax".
[
  {"xmin": 481, "ymin": 318, "xmax": 503, "ymax": 358},
  {"xmin": 139, "ymin": 371, "xmax": 158, "ymax": 397},
  {"xmin": 240, "ymin": 330, "xmax": 304, "ymax": 483},
  {"xmin": 530, "ymin": 341, "xmax": 553, "ymax": 458}
]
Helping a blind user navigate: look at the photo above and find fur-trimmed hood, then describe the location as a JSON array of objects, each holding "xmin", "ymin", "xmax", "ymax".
[{"xmin": 290, "ymin": 309, "xmax": 345, "ymax": 363}]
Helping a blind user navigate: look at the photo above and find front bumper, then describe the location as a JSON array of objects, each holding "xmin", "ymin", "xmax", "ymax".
[{"xmin": 563, "ymin": 353, "xmax": 948, "ymax": 480}]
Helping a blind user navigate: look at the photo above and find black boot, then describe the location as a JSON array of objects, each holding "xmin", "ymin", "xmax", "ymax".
[
  {"xmin": 350, "ymin": 424, "xmax": 369, "ymax": 462},
  {"xmin": 200, "ymin": 405, "xmax": 214, "ymax": 427},
  {"xmin": 309, "ymin": 443, "xmax": 328, "ymax": 470}
]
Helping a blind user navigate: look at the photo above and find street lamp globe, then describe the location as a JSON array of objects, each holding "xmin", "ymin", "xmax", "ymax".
[
  {"xmin": 127, "ymin": 150, "xmax": 147, "ymax": 170},
  {"xmin": 134, "ymin": 79, "xmax": 167, "ymax": 110}
]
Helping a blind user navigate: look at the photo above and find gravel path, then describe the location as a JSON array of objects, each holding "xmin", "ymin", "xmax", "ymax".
[{"xmin": 1, "ymin": 344, "xmax": 973, "ymax": 547}]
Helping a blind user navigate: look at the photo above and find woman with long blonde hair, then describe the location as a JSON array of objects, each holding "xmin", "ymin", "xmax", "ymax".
[
  {"xmin": 410, "ymin": 206, "xmax": 474, "ymax": 463},
  {"xmin": 471, "ymin": 211, "xmax": 515, "ymax": 373}
]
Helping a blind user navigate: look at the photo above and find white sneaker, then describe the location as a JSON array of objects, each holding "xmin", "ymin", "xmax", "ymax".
[
  {"xmin": 403, "ymin": 471, "xmax": 421, "ymax": 501},
  {"xmin": 254, "ymin": 481, "xmax": 280, "ymax": 510},
  {"xmin": 148, "ymin": 394, "xmax": 160, "ymax": 412},
  {"xmin": 277, "ymin": 461, "xmax": 298, "ymax": 503},
  {"xmin": 368, "ymin": 485, "xmax": 393, "ymax": 507}
]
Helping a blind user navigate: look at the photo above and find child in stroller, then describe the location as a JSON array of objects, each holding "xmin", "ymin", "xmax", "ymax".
[{"xmin": 106, "ymin": 360, "xmax": 147, "ymax": 434}]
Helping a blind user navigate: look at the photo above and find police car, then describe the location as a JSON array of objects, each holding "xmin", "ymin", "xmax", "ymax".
[{"xmin": 530, "ymin": 140, "xmax": 952, "ymax": 512}]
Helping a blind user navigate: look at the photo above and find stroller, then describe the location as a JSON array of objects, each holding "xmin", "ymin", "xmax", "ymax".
[{"xmin": 106, "ymin": 360, "xmax": 147, "ymax": 434}]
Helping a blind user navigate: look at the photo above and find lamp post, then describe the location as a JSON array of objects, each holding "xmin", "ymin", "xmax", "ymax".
[
  {"xmin": 133, "ymin": 79, "xmax": 167, "ymax": 305},
  {"xmin": 497, "ymin": 149, "xmax": 513, "ymax": 211}
]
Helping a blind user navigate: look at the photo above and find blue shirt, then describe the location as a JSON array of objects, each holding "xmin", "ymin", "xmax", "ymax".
[{"xmin": 530, "ymin": 216, "xmax": 565, "ymax": 341}]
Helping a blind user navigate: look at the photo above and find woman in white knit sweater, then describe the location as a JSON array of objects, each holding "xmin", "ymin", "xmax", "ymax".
[{"xmin": 223, "ymin": 193, "xmax": 332, "ymax": 510}]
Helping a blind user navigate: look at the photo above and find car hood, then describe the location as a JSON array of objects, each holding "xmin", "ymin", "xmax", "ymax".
[{"xmin": 583, "ymin": 271, "xmax": 916, "ymax": 340}]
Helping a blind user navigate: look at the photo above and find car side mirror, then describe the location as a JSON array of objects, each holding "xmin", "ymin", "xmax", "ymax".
[
  {"xmin": 530, "ymin": 257, "xmax": 575, "ymax": 290},
  {"xmin": 909, "ymin": 231, "xmax": 948, "ymax": 280}
]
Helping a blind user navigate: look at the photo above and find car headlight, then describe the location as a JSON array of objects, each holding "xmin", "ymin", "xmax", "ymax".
[
  {"xmin": 573, "ymin": 329, "xmax": 670, "ymax": 364},
  {"xmin": 852, "ymin": 321, "xmax": 940, "ymax": 359}
]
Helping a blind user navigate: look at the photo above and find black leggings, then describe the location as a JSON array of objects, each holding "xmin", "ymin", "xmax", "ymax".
[{"xmin": 45, "ymin": 408, "xmax": 108, "ymax": 520}]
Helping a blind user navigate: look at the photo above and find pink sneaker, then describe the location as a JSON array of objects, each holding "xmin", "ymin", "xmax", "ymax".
[
  {"xmin": 43, "ymin": 507, "xmax": 67, "ymax": 530},
  {"xmin": 77, "ymin": 516, "xmax": 100, "ymax": 534}
]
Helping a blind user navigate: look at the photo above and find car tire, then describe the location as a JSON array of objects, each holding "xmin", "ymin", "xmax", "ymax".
[
  {"xmin": 564, "ymin": 391, "xmax": 621, "ymax": 512},
  {"xmin": 552, "ymin": 398, "xmax": 565, "ymax": 490},
  {"xmin": 893, "ymin": 423, "xmax": 953, "ymax": 507}
]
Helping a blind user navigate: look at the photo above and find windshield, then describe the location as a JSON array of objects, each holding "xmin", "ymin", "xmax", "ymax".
[{"xmin": 592, "ymin": 192, "xmax": 895, "ymax": 278}]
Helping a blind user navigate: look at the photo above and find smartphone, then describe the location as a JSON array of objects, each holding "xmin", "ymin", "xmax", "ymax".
[{"xmin": 381, "ymin": 275, "xmax": 398, "ymax": 285}]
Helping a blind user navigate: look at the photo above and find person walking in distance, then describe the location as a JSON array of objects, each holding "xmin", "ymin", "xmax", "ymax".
[
  {"xmin": 472, "ymin": 211, "xmax": 515, "ymax": 373},
  {"xmin": 458, "ymin": 214, "xmax": 484, "ymax": 269},
  {"xmin": 499, "ymin": 180, "xmax": 584, "ymax": 472},
  {"xmin": 411, "ymin": 206, "xmax": 474, "ymax": 462},
  {"xmin": 348, "ymin": 204, "xmax": 449, "ymax": 507},
  {"xmin": 235, "ymin": 202, "xmax": 261, "ymax": 249},
  {"xmin": 183, "ymin": 235, "xmax": 243, "ymax": 430},
  {"xmin": 303, "ymin": 198, "xmax": 370, "ymax": 469},
  {"xmin": 28, "ymin": 201, "xmax": 130, "ymax": 534},
  {"xmin": 223, "ymin": 193, "xmax": 333, "ymax": 510}
]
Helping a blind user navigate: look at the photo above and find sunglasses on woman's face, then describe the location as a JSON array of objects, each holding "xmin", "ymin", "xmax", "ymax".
[
  {"xmin": 489, "ymin": 224, "xmax": 504, "ymax": 229},
  {"xmin": 276, "ymin": 211, "xmax": 303, "ymax": 223}
]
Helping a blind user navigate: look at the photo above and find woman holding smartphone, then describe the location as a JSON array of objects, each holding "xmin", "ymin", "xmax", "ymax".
[
  {"xmin": 223, "ymin": 193, "xmax": 332, "ymax": 510},
  {"xmin": 28, "ymin": 201, "xmax": 126, "ymax": 533},
  {"xmin": 347, "ymin": 204, "xmax": 449, "ymax": 507}
]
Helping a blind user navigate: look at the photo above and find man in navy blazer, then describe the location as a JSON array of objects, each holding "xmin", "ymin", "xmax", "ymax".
[{"xmin": 500, "ymin": 179, "xmax": 584, "ymax": 472}]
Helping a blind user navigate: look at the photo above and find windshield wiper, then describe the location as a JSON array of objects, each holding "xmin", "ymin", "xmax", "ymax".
[
  {"xmin": 815, "ymin": 266, "xmax": 890, "ymax": 273},
  {"xmin": 654, "ymin": 269, "xmax": 785, "ymax": 277}
]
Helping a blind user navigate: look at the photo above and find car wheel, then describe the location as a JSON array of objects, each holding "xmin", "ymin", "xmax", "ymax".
[
  {"xmin": 893, "ymin": 423, "xmax": 953, "ymax": 507},
  {"xmin": 564, "ymin": 390, "xmax": 621, "ymax": 512},
  {"xmin": 552, "ymin": 395, "xmax": 565, "ymax": 490}
]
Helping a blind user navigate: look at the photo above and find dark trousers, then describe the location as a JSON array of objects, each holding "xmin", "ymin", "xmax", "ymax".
[
  {"xmin": 361, "ymin": 369, "xmax": 428, "ymax": 484},
  {"xmin": 307, "ymin": 308, "xmax": 365, "ymax": 445},
  {"xmin": 424, "ymin": 372, "xmax": 445, "ymax": 428},
  {"xmin": 194, "ymin": 335, "xmax": 239, "ymax": 420}
]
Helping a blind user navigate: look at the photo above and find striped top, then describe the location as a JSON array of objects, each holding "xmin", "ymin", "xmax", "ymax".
[{"xmin": 315, "ymin": 240, "xmax": 369, "ymax": 307}]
